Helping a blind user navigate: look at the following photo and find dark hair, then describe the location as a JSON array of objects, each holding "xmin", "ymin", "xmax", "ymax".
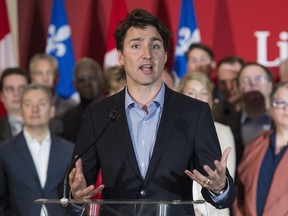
[
  {"xmin": 216, "ymin": 56, "xmax": 244, "ymax": 70},
  {"xmin": 0, "ymin": 67, "xmax": 29, "ymax": 91},
  {"xmin": 185, "ymin": 43, "xmax": 214, "ymax": 60},
  {"xmin": 74, "ymin": 57, "xmax": 102, "ymax": 79},
  {"xmin": 114, "ymin": 8, "xmax": 171, "ymax": 53},
  {"xmin": 239, "ymin": 62, "xmax": 274, "ymax": 82}
]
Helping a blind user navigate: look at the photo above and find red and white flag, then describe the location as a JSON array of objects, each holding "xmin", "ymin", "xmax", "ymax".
[
  {"xmin": 103, "ymin": 0, "xmax": 127, "ymax": 71},
  {"xmin": 0, "ymin": 0, "xmax": 16, "ymax": 75}
]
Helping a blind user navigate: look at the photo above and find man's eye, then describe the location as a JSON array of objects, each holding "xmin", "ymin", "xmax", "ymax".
[
  {"xmin": 152, "ymin": 44, "xmax": 160, "ymax": 49},
  {"xmin": 132, "ymin": 44, "xmax": 140, "ymax": 49}
]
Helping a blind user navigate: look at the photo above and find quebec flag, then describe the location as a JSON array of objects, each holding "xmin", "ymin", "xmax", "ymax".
[
  {"xmin": 46, "ymin": 0, "xmax": 76, "ymax": 99},
  {"xmin": 174, "ymin": 0, "xmax": 201, "ymax": 78}
]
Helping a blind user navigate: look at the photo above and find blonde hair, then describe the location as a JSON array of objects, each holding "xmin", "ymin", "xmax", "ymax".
[
  {"xmin": 178, "ymin": 72, "xmax": 213, "ymax": 107},
  {"xmin": 104, "ymin": 66, "xmax": 126, "ymax": 95}
]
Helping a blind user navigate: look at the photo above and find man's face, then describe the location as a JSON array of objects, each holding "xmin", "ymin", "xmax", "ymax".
[
  {"xmin": 270, "ymin": 87, "xmax": 288, "ymax": 126},
  {"xmin": 0, "ymin": 75, "xmax": 27, "ymax": 114},
  {"xmin": 217, "ymin": 62, "xmax": 242, "ymax": 101},
  {"xmin": 186, "ymin": 48, "xmax": 214, "ymax": 77},
  {"xmin": 118, "ymin": 26, "xmax": 167, "ymax": 88},
  {"xmin": 30, "ymin": 60, "xmax": 57, "ymax": 90},
  {"xmin": 74, "ymin": 69, "xmax": 101, "ymax": 101},
  {"xmin": 239, "ymin": 65, "xmax": 273, "ymax": 100},
  {"xmin": 20, "ymin": 89, "xmax": 54, "ymax": 129}
]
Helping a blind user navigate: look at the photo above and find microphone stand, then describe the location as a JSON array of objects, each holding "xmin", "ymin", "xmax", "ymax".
[{"xmin": 60, "ymin": 109, "xmax": 119, "ymax": 207}]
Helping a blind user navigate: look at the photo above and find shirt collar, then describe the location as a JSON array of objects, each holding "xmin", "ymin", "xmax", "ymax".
[
  {"xmin": 241, "ymin": 109, "xmax": 271, "ymax": 124},
  {"xmin": 7, "ymin": 114, "xmax": 23, "ymax": 124},
  {"xmin": 125, "ymin": 83, "xmax": 165, "ymax": 110},
  {"xmin": 23, "ymin": 127, "xmax": 51, "ymax": 145}
]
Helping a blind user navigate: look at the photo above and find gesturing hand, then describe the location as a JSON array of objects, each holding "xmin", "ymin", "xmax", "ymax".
[
  {"xmin": 69, "ymin": 158, "xmax": 104, "ymax": 200},
  {"xmin": 185, "ymin": 147, "xmax": 231, "ymax": 194}
]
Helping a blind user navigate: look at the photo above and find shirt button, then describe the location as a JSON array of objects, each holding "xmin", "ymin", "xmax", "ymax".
[{"xmin": 140, "ymin": 190, "xmax": 146, "ymax": 196}]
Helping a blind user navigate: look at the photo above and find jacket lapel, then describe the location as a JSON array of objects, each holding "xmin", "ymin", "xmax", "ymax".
[
  {"xmin": 45, "ymin": 136, "xmax": 57, "ymax": 190},
  {"xmin": 14, "ymin": 133, "xmax": 42, "ymax": 189},
  {"xmin": 112, "ymin": 90, "xmax": 143, "ymax": 179},
  {"xmin": 1, "ymin": 117, "xmax": 13, "ymax": 140},
  {"xmin": 144, "ymin": 87, "xmax": 180, "ymax": 182},
  {"xmin": 263, "ymin": 146, "xmax": 288, "ymax": 215}
]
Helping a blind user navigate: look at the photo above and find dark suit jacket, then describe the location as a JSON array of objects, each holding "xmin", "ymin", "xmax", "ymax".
[
  {"xmin": 60, "ymin": 103, "xmax": 86, "ymax": 143},
  {"xmin": 0, "ymin": 132, "xmax": 74, "ymax": 216},
  {"xmin": 0, "ymin": 116, "xmax": 13, "ymax": 142},
  {"xmin": 0, "ymin": 116, "xmax": 63, "ymax": 142},
  {"xmin": 73, "ymin": 86, "xmax": 236, "ymax": 215}
]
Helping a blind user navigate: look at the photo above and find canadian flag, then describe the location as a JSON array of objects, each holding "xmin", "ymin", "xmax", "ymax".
[
  {"xmin": 103, "ymin": 0, "xmax": 128, "ymax": 71},
  {"xmin": 0, "ymin": 0, "xmax": 16, "ymax": 75}
]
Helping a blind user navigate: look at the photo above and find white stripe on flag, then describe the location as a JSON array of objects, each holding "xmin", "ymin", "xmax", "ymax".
[
  {"xmin": 0, "ymin": 33, "xmax": 16, "ymax": 74},
  {"xmin": 103, "ymin": 48, "xmax": 119, "ymax": 70}
]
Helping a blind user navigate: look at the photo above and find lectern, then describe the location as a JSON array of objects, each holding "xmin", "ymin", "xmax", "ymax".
[{"xmin": 35, "ymin": 199, "xmax": 207, "ymax": 216}]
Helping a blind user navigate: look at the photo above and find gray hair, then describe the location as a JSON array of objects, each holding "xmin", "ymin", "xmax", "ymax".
[
  {"xmin": 29, "ymin": 53, "xmax": 58, "ymax": 74},
  {"xmin": 20, "ymin": 83, "xmax": 53, "ymax": 105}
]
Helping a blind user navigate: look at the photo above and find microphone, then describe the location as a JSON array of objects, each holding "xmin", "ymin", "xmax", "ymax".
[{"xmin": 60, "ymin": 109, "xmax": 120, "ymax": 207}]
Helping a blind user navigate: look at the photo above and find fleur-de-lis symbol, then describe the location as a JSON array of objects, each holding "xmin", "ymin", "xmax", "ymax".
[
  {"xmin": 46, "ymin": 24, "xmax": 71, "ymax": 57},
  {"xmin": 175, "ymin": 27, "xmax": 200, "ymax": 56}
]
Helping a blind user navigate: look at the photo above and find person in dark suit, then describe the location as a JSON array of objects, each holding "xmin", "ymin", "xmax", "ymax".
[
  {"xmin": 60, "ymin": 57, "xmax": 103, "ymax": 143},
  {"xmin": 68, "ymin": 9, "xmax": 235, "ymax": 215},
  {"xmin": 0, "ymin": 68, "xmax": 29, "ymax": 141},
  {"xmin": 0, "ymin": 83, "xmax": 74, "ymax": 216}
]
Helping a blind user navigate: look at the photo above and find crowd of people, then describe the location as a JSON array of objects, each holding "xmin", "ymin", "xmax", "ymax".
[{"xmin": 0, "ymin": 8, "xmax": 288, "ymax": 216}]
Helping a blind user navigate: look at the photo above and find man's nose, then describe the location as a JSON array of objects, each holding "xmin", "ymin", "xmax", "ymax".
[{"xmin": 142, "ymin": 46, "xmax": 152, "ymax": 59}]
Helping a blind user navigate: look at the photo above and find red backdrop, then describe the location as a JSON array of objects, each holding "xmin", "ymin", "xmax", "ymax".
[{"xmin": 18, "ymin": 0, "xmax": 288, "ymax": 80}]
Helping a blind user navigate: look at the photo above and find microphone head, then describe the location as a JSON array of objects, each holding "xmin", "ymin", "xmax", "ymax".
[{"xmin": 109, "ymin": 109, "xmax": 120, "ymax": 122}]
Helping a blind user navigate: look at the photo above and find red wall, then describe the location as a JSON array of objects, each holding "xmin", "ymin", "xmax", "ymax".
[{"xmin": 18, "ymin": 0, "xmax": 288, "ymax": 79}]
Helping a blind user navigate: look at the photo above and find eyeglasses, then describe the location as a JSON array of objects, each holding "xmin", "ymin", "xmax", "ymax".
[
  {"xmin": 240, "ymin": 75, "xmax": 270, "ymax": 86},
  {"xmin": 272, "ymin": 100, "xmax": 288, "ymax": 110}
]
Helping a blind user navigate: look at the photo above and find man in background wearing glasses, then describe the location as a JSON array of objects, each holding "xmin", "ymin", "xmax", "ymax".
[
  {"xmin": 0, "ymin": 68, "xmax": 29, "ymax": 142},
  {"xmin": 219, "ymin": 62, "xmax": 273, "ymax": 165}
]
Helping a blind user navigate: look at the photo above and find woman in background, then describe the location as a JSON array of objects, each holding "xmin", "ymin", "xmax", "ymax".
[
  {"xmin": 178, "ymin": 72, "xmax": 236, "ymax": 216},
  {"xmin": 233, "ymin": 82, "xmax": 288, "ymax": 216},
  {"xmin": 103, "ymin": 65, "xmax": 126, "ymax": 96}
]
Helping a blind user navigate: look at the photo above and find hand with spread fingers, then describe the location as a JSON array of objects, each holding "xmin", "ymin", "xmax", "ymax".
[
  {"xmin": 69, "ymin": 158, "xmax": 105, "ymax": 200},
  {"xmin": 185, "ymin": 147, "xmax": 231, "ymax": 195}
]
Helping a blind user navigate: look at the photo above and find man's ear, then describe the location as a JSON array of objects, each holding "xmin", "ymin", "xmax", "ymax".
[{"xmin": 118, "ymin": 51, "xmax": 124, "ymax": 66}]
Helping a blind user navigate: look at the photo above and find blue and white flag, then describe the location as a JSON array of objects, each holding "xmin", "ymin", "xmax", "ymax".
[
  {"xmin": 174, "ymin": 0, "xmax": 201, "ymax": 78},
  {"xmin": 46, "ymin": 0, "xmax": 75, "ymax": 99}
]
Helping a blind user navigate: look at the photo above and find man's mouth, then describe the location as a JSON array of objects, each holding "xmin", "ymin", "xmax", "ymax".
[{"xmin": 139, "ymin": 64, "xmax": 153, "ymax": 71}]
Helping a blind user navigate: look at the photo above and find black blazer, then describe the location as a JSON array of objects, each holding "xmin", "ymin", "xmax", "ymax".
[
  {"xmin": 0, "ymin": 116, "xmax": 63, "ymax": 142},
  {"xmin": 74, "ymin": 86, "xmax": 236, "ymax": 214},
  {"xmin": 0, "ymin": 116, "xmax": 13, "ymax": 142},
  {"xmin": 0, "ymin": 132, "xmax": 74, "ymax": 216}
]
